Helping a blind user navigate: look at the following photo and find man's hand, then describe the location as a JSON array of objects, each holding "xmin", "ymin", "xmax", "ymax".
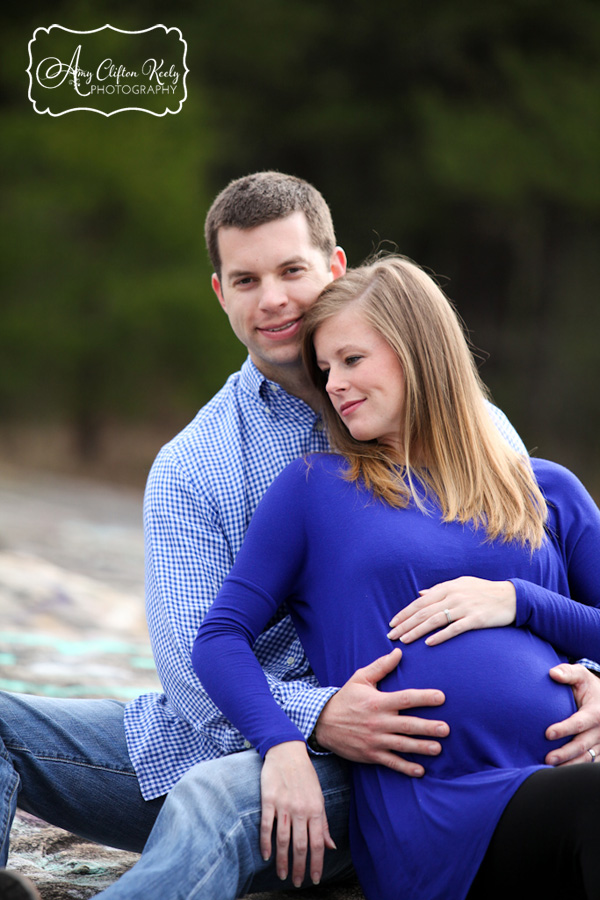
[
  {"xmin": 314, "ymin": 648, "xmax": 448, "ymax": 777},
  {"xmin": 260, "ymin": 741, "xmax": 336, "ymax": 888},
  {"xmin": 545, "ymin": 663, "xmax": 600, "ymax": 766},
  {"xmin": 387, "ymin": 577, "xmax": 516, "ymax": 646}
]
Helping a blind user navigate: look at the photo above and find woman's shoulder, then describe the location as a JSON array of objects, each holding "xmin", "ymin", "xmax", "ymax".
[
  {"xmin": 275, "ymin": 452, "xmax": 350, "ymax": 486},
  {"xmin": 257, "ymin": 453, "xmax": 351, "ymax": 518},
  {"xmin": 530, "ymin": 457, "xmax": 595, "ymax": 508}
]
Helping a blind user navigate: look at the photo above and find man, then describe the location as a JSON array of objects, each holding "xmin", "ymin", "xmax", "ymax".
[{"xmin": 1, "ymin": 172, "xmax": 599, "ymax": 900}]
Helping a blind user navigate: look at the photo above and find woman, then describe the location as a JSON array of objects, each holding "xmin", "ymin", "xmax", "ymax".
[{"xmin": 193, "ymin": 256, "xmax": 600, "ymax": 900}]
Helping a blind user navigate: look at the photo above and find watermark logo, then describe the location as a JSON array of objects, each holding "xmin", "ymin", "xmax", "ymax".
[{"xmin": 27, "ymin": 24, "xmax": 188, "ymax": 116}]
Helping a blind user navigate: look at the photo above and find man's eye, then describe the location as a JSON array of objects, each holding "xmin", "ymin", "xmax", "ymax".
[{"xmin": 234, "ymin": 276, "xmax": 255, "ymax": 287}]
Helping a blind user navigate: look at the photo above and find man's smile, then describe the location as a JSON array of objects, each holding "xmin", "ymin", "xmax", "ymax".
[{"xmin": 258, "ymin": 318, "xmax": 302, "ymax": 338}]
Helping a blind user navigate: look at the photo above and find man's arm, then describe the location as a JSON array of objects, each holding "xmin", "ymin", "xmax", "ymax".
[{"xmin": 147, "ymin": 448, "xmax": 448, "ymax": 766}]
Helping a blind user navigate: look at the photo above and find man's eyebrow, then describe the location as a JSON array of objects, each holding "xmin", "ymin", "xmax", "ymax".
[
  {"xmin": 279, "ymin": 255, "xmax": 310, "ymax": 268},
  {"xmin": 226, "ymin": 268, "xmax": 254, "ymax": 281}
]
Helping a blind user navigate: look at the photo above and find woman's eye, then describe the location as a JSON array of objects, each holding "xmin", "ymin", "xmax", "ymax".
[{"xmin": 345, "ymin": 356, "xmax": 361, "ymax": 366}]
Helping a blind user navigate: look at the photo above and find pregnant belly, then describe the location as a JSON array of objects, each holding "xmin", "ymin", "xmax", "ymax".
[{"xmin": 381, "ymin": 627, "xmax": 575, "ymax": 776}]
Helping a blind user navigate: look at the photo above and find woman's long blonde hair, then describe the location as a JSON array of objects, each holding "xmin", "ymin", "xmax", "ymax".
[{"xmin": 302, "ymin": 255, "xmax": 547, "ymax": 549}]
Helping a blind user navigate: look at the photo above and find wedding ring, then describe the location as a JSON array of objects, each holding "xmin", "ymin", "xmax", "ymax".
[
  {"xmin": 589, "ymin": 748, "xmax": 596, "ymax": 763},
  {"xmin": 443, "ymin": 608, "xmax": 452, "ymax": 625}
]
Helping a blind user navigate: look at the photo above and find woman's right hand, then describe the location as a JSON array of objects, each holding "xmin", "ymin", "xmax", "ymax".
[{"xmin": 260, "ymin": 741, "xmax": 336, "ymax": 887}]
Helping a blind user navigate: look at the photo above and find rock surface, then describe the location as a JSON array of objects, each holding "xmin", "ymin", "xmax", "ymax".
[{"xmin": 0, "ymin": 466, "xmax": 364, "ymax": 900}]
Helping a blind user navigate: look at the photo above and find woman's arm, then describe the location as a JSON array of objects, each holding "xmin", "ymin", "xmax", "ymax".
[
  {"xmin": 387, "ymin": 574, "xmax": 600, "ymax": 661},
  {"xmin": 388, "ymin": 461, "xmax": 600, "ymax": 660},
  {"xmin": 146, "ymin": 449, "xmax": 338, "ymax": 756},
  {"xmin": 193, "ymin": 460, "xmax": 333, "ymax": 885}
]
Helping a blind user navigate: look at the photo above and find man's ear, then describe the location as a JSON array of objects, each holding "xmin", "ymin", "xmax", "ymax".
[
  {"xmin": 330, "ymin": 246, "xmax": 347, "ymax": 281},
  {"xmin": 211, "ymin": 273, "xmax": 227, "ymax": 312}
]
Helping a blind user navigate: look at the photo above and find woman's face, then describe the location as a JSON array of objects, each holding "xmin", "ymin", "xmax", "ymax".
[{"xmin": 313, "ymin": 305, "xmax": 406, "ymax": 452}]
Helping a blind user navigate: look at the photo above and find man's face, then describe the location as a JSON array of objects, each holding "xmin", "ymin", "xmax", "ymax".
[{"xmin": 212, "ymin": 211, "xmax": 346, "ymax": 384}]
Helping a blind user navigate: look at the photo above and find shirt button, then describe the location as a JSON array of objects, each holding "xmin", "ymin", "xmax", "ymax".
[
  {"xmin": 287, "ymin": 656, "xmax": 296, "ymax": 666},
  {"xmin": 243, "ymin": 740, "xmax": 252, "ymax": 749}
]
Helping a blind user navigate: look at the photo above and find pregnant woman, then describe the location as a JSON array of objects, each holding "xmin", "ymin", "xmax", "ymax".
[{"xmin": 193, "ymin": 256, "xmax": 600, "ymax": 900}]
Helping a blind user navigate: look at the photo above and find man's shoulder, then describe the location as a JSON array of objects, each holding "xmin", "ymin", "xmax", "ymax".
[
  {"xmin": 484, "ymin": 400, "xmax": 527, "ymax": 455},
  {"xmin": 170, "ymin": 362, "xmax": 262, "ymax": 448},
  {"xmin": 150, "ymin": 369, "xmax": 249, "ymax": 482},
  {"xmin": 179, "ymin": 372, "xmax": 243, "ymax": 440}
]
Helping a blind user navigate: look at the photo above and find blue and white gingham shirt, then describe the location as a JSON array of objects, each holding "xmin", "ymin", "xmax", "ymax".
[{"xmin": 125, "ymin": 357, "xmax": 528, "ymax": 800}]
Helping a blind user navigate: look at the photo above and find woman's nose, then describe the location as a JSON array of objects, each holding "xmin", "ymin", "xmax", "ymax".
[{"xmin": 326, "ymin": 370, "xmax": 347, "ymax": 394}]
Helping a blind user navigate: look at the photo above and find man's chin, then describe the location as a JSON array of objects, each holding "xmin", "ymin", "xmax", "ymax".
[{"xmin": 250, "ymin": 349, "xmax": 303, "ymax": 378}]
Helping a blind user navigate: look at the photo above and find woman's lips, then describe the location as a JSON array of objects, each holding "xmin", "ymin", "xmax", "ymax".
[{"xmin": 340, "ymin": 399, "xmax": 365, "ymax": 417}]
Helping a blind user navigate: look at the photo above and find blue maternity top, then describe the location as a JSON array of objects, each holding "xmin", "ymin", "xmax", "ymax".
[{"xmin": 193, "ymin": 455, "xmax": 600, "ymax": 900}]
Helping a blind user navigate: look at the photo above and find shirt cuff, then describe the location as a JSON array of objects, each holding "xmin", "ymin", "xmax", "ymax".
[{"xmin": 577, "ymin": 658, "xmax": 600, "ymax": 677}]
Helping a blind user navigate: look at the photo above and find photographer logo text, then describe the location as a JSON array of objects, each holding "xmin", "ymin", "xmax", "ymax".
[{"xmin": 28, "ymin": 24, "xmax": 188, "ymax": 116}]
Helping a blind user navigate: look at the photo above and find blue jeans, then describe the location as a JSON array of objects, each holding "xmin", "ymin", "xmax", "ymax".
[{"xmin": 0, "ymin": 691, "xmax": 354, "ymax": 898}]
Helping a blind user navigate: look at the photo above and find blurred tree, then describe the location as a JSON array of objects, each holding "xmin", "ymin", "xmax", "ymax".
[
  {"xmin": 1, "ymin": 0, "xmax": 599, "ymax": 482},
  {"xmin": 0, "ymin": 84, "xmax": 242, "ymax": 458}
]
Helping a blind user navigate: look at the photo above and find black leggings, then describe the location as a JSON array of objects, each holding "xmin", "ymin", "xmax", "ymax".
[{"xmin": 467, "ymin": 764, "xmax": 600, "ymax": 900}]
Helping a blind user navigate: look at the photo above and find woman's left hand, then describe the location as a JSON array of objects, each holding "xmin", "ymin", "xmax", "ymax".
[
  {"xmin": 260, "ymin": 741, "xmax": 336, "ymax": 887},
  {"xmin": 387, "ymin": 576, "xmax": 517, "ymax": 646}
]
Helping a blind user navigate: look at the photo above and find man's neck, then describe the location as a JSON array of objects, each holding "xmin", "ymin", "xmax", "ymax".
[{"xmin": 250, "ymin": 357, "xmax": 322, "ymax": 411}]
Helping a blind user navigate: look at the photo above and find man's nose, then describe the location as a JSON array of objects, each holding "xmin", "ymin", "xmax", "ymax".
[{"xmin": 258, "ymin": 281, "xmax": 288, "ymax": 311}]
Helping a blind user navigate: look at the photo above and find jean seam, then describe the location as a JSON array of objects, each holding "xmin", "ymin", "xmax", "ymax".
[
  {"xmin": 5, "ymin": 745, "xmax": 137, "ymax": 778},
  {"xmin": 188, "ymin": 814, "xmax": 258, "ymax": 900},
  {"xmin": 0, "ymin": 770, "xmax": 19, "ymax": 866}
]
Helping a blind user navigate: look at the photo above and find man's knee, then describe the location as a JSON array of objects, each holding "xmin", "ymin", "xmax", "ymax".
[{"xmin": 165, "ymin": 751, "xmax": 263, "ymax": 827}]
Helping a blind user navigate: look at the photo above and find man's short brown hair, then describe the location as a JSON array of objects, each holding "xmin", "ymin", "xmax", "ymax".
[{"xmin": 205, "ymin": 171, "xmax": 336, "ymax": 279}]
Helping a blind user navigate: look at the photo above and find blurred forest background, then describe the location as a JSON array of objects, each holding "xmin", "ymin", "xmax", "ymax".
[{"xmin": 1, "ymin": 0, "xmax": 599, "ymax": 490}]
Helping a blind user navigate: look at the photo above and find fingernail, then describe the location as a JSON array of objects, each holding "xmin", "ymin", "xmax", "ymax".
[
  {"xmin": 428, "ymin": 743, "xmax": 440, "ymax": 754},
  {"xmin": 412, "ymin": 766, "xmax": 424, "ymax": 777},
  {"xmin": 312, "ymin": 876, "xmax": 321, "ymax": 885},
  {"xmin": 547, "ymin": 730, "xmax": 556, "ymax": 740},
  {"xmin": 548, "ymin": 755, "xmax": 558, "ymax": 765},
  {"xmin": 435, "ymin": 724, "xmax": 447, "ymax": 736},
  {"xmin": 278, "ymin": 870, "xmax": 287, "ymax": 881}
]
